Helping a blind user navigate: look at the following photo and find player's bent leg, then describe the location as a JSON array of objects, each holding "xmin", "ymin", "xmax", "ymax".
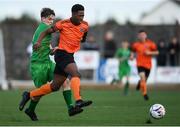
[
  {"xmin": 19, "ymin": 92, "xmax": 42, "ymax": 111},
  {"xmin": 62, "ymin": 79, "xmax": 83, "ymax": 116},
  {"xmin": 70, "ymin": 78, "xmax": 92, "ymax": 108},
  {"xmin": 70, "ymin": 77, "xmax": 81, "ymax": 100},
  {"xmin": 29, "ymin": 74, "xmax": 66, "ymax": 98},
  {"xmin": 25, "ymin": 97, "xmax": 41, "ymax": 121},
  {"xmin": 52, "ymin": 75, "xmax": 83, "ymax": 116},
  {"xmin": 27, "ymin": 62, "xmax": 49, "ymax": 120},
  {"xmin": 62, "ymin": 79, "xmax": 73, "ymax": 108},
  {"xmin": 142, "ymin": 79, "xmax": 149, "ymax": 101},
  {"xmin": 139, "ymin": 72, "xmax": 146, "ymax": 91},
  {"xmin": 64, "ymin": 63, "xmax": 93, "ymax": 108},
  {"xmin": 139, "ymin": 72, "xmax": 149, "ymax": 100},
  {"xmin": 19, "ymin": 75, "xmax": 66, "ymax": 111},
  {"xmin": 25, "ymin": 108, "xmax": 38, "ymax": 121},
  {"xmin": 62, "ymin": 79, "xmax": 73, "ymax": 109},
  {"xmin": 71, "ymin": 77, "xmax": 92, "ymax": 108},
  {"xmin": 19, "ymin": 91, "xmax": 30, "ymax": 111},
  {"xmin": 51, "ymin": 74, "xmax": 67, "ymax": 91},
  {"xmin": 136, "ymin": 80, "xmax": 141, "ymax": 90}
]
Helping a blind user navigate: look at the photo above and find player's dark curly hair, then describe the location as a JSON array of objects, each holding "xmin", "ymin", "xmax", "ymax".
[
  {"xmin": 138, "ymin": 29, "xmax": 146, "ymax": 33},
  {"xmin": 71, "ymin": 4, "xmax": 84, "ymax": 13},
  {"xmin": 41, "ymin": 8, "xmax": 55, "ymax": 18}
]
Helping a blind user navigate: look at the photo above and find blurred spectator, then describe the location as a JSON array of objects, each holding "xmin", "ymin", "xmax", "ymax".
[
  {"xmin": 168, "ymin": 37, "xmax": 180, "ymax": 66},
  {"xmin": 103, "ymin": 31, "xmax": 117, "ymax": 58},
  {"xmin": 157, "ymin": 39, "xmax": 167, "ymax": 66},
  {"xmin": 82, "ymin": 35, "xmax": 99, "ymax": 50}
]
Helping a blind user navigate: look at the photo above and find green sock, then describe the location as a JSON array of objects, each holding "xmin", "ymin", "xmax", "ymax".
[
  {"xmin": 124, "ymin": 81, "xmax": 129, "ymax": 95},
  {"xmin": 63, "ymin": 90, "xmax": 73, "ymax": 110},
  {"xmin": 28, "ymin": 100, "xmax": 39, "ymax": 112}
]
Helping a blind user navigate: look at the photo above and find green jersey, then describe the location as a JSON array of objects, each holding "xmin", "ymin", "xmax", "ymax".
[
  {"xmin": 115, "ymin": 48, "xmax": 130, "ymax": 68},
  {"xmin": 30, "ymin": 22, "xmax": 54, "ymax": 87},
  {"xmin": 115, "ymin": 48, "xmax": 131, "ymax": 79},
  {"xmin": 31, "ymin": 22, "xmax": 51, "ymax": 62}
]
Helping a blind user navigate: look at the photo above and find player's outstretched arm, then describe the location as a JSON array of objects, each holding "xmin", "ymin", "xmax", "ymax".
[
  {"xmin": 151, "ymin": 50, "xmax": 159, "ymax": 56},
  {"xmin": 33, "ymin": 26, "xmax": 58, "ymax": 50},
  {"xmin": 144, "ymin": 50, "xmax": 159, "ymax": 56}
]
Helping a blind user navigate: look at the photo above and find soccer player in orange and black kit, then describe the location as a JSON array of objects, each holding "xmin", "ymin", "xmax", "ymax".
[
  {"xmin": 131, "ymin": 30, "xmax": 159, "ymax": 100},
  {"xmin": 19, "ymin": 4, "xmax": 92, "ymax": 115}
]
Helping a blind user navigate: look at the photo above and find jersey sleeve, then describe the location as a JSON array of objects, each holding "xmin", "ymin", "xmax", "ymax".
[
  {"xmin": 55, "ymin": 21, "xmax": 63, "ymax": 31},
  {"xmin": 82, "ymin": 21, "xmax": 89, "ymax": 33},
  {"xmin": 86, "ymin": 24, "xmax": 89, "ymax": 33},
  {"xmin": 150, "ymin": 42, "xmax": 157, "ymax": 51}
]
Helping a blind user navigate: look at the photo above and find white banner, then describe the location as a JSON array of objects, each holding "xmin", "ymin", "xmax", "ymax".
[
  {"xmin": 99, "ymin": 58, "xmax": 157, "ymax": 84},
  {"xmin": 74, "ymin": 51, "xmax": 100, "ymax": 70},
  {"xmin": 102, "ymin": 58, "xmax": 119, "ymax": 83},
  {"xmin": 156, "ymin": 67, "xmax": 180, "ymax": 84}
]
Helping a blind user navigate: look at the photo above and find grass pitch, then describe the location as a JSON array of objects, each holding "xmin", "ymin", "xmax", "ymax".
[{"xmin": 0, "ymin": 86, "xmax": 180, "ymax": 126}]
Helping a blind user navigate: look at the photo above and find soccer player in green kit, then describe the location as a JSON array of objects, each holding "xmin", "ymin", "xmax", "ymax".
[
  {"xmin": 19, "ymin": 8, "xmax": 82, "ymax": 121},
  {"xmin": 115, "ymin": 41, "xmax": 131, "ymax": 95}
]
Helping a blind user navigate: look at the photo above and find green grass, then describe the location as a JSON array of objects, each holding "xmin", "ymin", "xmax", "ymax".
[{"xmin": 0, "ymin": 87, "xmax": 180, "ymax": 126}]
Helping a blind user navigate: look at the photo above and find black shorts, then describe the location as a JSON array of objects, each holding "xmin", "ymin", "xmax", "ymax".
[
  {"xmin": 54, "ymin": 49, "xmax": 75, "ymax": 77},
  {"xmin": 137, "ymin": 66, "xmax": 151, "ymax": 79}
]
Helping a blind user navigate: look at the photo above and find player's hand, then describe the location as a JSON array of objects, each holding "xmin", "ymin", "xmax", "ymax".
[
  {"xmin": 50, "ymin": 46, "xmax": 58, "ymax": 55},
  {"xmin": 33, "ymin": 42, "xmax": 41, "ymax": 51}
]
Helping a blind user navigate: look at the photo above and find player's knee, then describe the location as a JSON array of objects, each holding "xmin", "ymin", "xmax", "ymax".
[
  {"xmin": 140, "ymin": 76, "xmax": 146, "ymax": 81},
  {"xmin": 51, "ymin": 85, "xmax": 60, "ymax": 91},
  {"xmin": 51, "ymin": 82, "xmax": 61, "ymax": 91},
  {"xmin": 32, "ymin": 96, "xmax": 41, "ymax": 101},
  {"xmin": 77, "ymin": 72, "xmax": 81, "ymax": 78},
  {"xmin": 139, "ymin": 72, "xmax": 146, "ymax": 81},
  {"xmin": 62, "ymin": 82, "xmax": 71, "ymax": 91}
]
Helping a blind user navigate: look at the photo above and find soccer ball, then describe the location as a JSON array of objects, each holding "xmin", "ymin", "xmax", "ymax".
[{"xmin": 149, "ymin": 104, "xmax": 166, "ymax": 119}]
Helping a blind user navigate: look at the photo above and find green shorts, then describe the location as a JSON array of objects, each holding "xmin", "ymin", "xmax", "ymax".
[
  {"xmin": 118, "ymin": 65, "xmax": 130, "ymax": 80},
  {"xmin": 30, "ymin": 61, "xmax": 55, "ymax": 88}
]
